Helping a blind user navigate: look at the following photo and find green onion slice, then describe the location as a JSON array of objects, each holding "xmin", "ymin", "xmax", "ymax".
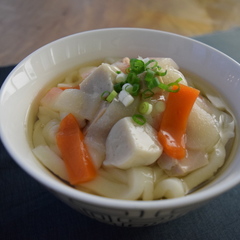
[
  {"xmin": 132, "ymin": 114, "xmax": 146, "ymax": 125},
  {"xmin": 142, "ymin": 89, "xmax": 154, "ymax": 99},
  {"xmin": 101, "ymin": 91, "xmax": 110, "ymax": 100},
  {"xmin": 131, "ymin": 83, "xmax": 140, "ymax": 96},
  {"xmin": 114, "ymin": 82, "xmax": 124, "ymax": 93},
  {"xmin": 156, "ymin": 69, "xmax": 167, "ymax": 76},
  {"xmin": 138, "ymin": 102, "xmax": 153, "ymax": 115},
  {"xmin": 106, "ymin": 90, "xmax": 118, "ymax": 102},
  {"xmin": 144, "ymin": 69, "xmax": 155, "ymax": 83},
  {"xmin": 158, "ymin": 78, "xmax": 182, "ymax": 92},
  {"xmin": 147, "ymin": 77, "xmax": 160, "ymax": 90},
  {"xmin": 126, "ymin": 72, "xmax": 140, "ymax": 85},
  {"xmin": 123, "ymin": 83, "xmax": 133, "ymax": 93},
  {"xmin": 167, "ymin": 78, "xmax": 182, "ymax": 92},
  {"xmin": 145, "ymin": 59, "xmax": 158, "ymax": 70},
  {"xmin": 130, "ymin": 58, "xmax": 145, "ymax": 74}
]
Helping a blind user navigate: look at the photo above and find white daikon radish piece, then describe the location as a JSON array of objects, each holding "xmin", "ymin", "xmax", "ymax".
[
  {"xmin": 161, "ymin": 67, "xmax": 188, "ymax": 86},
  {"xmin": 186, "ymin": 101, "xmax": 220, "ymax": 151},
  {"xmin": 53, "ymin": 89, "xmax": 99, "ymax": 122}
]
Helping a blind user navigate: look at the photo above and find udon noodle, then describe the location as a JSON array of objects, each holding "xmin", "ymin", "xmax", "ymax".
[{"xmin": 32, "ymin": 57, "xmax": 235, "ymax": 200}]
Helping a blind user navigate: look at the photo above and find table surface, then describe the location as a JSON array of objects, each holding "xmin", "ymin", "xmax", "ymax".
[{"xmin": 1, "ymin": 0, "xmax": 240, "ymax": 65}]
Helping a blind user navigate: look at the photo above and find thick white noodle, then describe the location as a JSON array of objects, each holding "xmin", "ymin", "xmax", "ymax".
[
  {"xmin": 33, "ymin": 145, "xmax": 69, "ymax": 181},
  {"xmin": 183, "ymin": 142, "xmax": 226, "ymax": 190},
  {"xmin": 38, "ymin": 106, "xmax": 60, "ymax": 124},
  {"xmin": 33, "ymin": 120, "xmax": 46, "ymax": 147},
  {"xmin": 154, "ymin": 178, "xmax": 186, "ymax": 199},
  {"xmin": 141, "ymin": 167, "xmax": 154, "ymax": 201},
  {"xmin": 78, "ymin": 167, "xmax": 157, "ymax": 200}
]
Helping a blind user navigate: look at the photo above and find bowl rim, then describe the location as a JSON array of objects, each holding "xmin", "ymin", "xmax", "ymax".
[{"xmin": 1, "ymin": 27, "xmax": 240, "ymax": 210}]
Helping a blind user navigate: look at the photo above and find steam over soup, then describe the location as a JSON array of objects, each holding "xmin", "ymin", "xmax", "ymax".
[{"xmin": 32, "ymin": 57, "xmax": 235, "ymax": 200}]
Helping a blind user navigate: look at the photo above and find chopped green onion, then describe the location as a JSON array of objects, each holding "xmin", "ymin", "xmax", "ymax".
[
  {"xmin": 126, "ymin": 72, "xmax": 140, "ymax": 85},
  {"xmin": 145, "ymin": 59, "xmax": 158, "ymax": 70},
  {"xmin": 101, "ymin": 91, "xmax": 110, "ymax": 100},
  {"xmin": 138, "ymin": 102, "xmax": 153, "ymax": 115},
  {"xmin": 158, "ymin": 78, "xmax": 182, "ymax": 92},
  {"xmin": 142, "ymin": 89, "xmax": 154, "ymax": 99},
  {"xmin": 144, "ymin": 69, "xmax": 155, "ymax": 83},
  {"xmin": 122, "ymin": 83, "xmax": 133, "ymax": 93},
  {"xmin": 156, "ymin": 69, "xmax": 167, "ymax": 76},
  {"xmin": 114, "ymin": 82, "xmax": 124, "ymax": 93},
  {"xmin": 122, "ymin": 94, "xmax": 134, "ymax": 107},
  {"xmin": 132, "ymin": 114, "xmax": 146, "ymax": 125},
  {"xmin": 116, "ymin": 70, "xmax": 121, "ymax": 74},
  {"xmin": 130, "ymin": 58, "xmax": 145, "ymax": 74},
  {"xmin": 167, "ymin": 78, "xmax": 182, "ymax": 92},
  {"xmin": 155, "ymin": 101, "xmax": 166, "ymax": 113},
  {"xmin": 119, "ymin": 90, "xmax": 134, "ymax": 107},
  {"xmin": 131, "ymin": 83, "xmax": 140, "ymax": 96},
  {"xmin": 170, "ymin": 77, "xmax": 182, "ymax": 86},
  {"xmin": 106, "ymin": 90, "xmax": 118, "ymax": 102},
  {"xmin": 116, "ymin": 72, "xmax": 127, "ymax": 83},
  {"xmin": 158, "ymin": 82, "xmax": 170, "ymax": 91},
  {"xmin": 147, "ymin": 77, "xmax": 160, "ymax": 89}
]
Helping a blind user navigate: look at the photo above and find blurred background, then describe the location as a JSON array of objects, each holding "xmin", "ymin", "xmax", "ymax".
[{"xmin": 0, "ymin": 0, "xmax": 240, "ymax": 66}]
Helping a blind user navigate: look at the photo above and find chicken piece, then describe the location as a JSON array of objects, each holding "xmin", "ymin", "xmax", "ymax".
[
  {"xmin": 103, "ymin": 117, "xmax": 163, "ymax": 169},
  {"xmin": 84, "ymin": 98, "xmax": 140, "ymax": 168},
  {"xmin": 111, "ymin": 57, "xmax": 130, "ymax": 73},
  {"xmin": 157, "ymin": 150, "xmax": 209, "ymax": 177}
]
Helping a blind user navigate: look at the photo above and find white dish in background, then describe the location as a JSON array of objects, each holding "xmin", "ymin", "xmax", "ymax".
[{"xmin": 0, "ymin": 28, "xmax": 240, "ymax": 227}]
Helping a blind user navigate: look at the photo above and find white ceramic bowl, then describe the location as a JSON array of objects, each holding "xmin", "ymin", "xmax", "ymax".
[{"xmin": 1, "ymin": 28, "xmax": 240, "ymax": 227}]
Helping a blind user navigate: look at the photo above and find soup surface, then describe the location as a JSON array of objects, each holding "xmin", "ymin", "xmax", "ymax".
[{"xmin": 32, "ymin": 57, "xmax": 235, "ymax": 200}]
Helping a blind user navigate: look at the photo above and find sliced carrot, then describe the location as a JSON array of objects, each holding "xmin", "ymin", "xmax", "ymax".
[
  {"xmin": 158, "ymin": 84, "xmax": 200, "ymax": 159},
  {"xmin": 56, "ymin": 113, "xmax": 96, "ymax": 185},
  {"xmin": 58, "ymin": 85, "xmax": 80, "ymax": 91}
]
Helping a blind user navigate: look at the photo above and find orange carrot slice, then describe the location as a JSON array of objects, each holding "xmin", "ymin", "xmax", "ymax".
[
  {"xmin": 56, "ymin": 113, "xmax": 96, "ymax": 184},
  {"xmin": 158, "ymin": 84, "xmax": 200, "ymax": 159}
]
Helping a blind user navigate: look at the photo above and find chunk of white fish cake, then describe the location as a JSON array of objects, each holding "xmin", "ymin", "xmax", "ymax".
[{"xmin": 104, "ymin": 117, "xmax": 163, "ymax": 169}]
